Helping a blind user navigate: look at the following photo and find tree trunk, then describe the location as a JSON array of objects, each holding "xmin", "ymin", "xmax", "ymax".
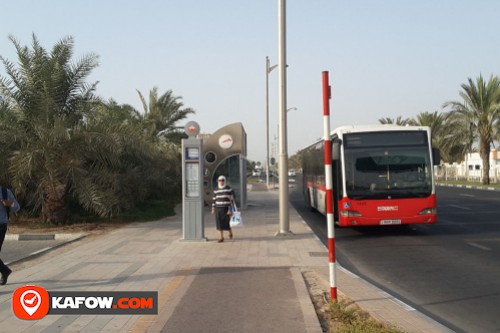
[
  {"xmin": 42, "ymin": 184, "xmax": 69, "ymax": 225},
  {"xmin": 481, "ymin": 141, "xmax": 490, "ymax": 185}
]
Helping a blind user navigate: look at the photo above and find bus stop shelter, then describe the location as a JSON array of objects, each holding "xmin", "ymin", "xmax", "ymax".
[{"xmin": 201, "ymin": 123, "xmax": 247, "ymax": 209}]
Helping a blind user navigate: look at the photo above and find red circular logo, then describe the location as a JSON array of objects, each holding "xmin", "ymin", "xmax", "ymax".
[{"xmin": 12, "ymin": 285, "xmax": 50, "ymax": 320}]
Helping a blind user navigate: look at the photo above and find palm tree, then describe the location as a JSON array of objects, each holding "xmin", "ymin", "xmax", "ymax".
[
  {"xmin": 95, "ymin": 99, "xmax": 142, "ymax": 127},
  {"xmin": 136, "ymin": 87, "xmax": 195, "ymax": 142},
  {"xmin": 412, "ymin": 111, "xmax": 456, "ymax": 161},
  {"xmin": 0, "ymin": 35, "xmax": 188, "ymax": 224},
  {"xmin": 443, "ymin": 75, "xmax": 500, "ymax": 184},
  {"xmin": 0, "ymin": 34, "xmax": 102, "ymax": 223},
  {"xmin": 442, "ymin": 111, "xmax": 477, "ymax": 165},
  {"xmin": 378, "ymin": 116, "xmax": 417, "ymax": 126},
  {"xmin": 0, "ymin": 35, "xmax": 149, "ymax": 223},
  {"xmin": 0, "ymin": 96, "xmax": 23, "ymax": 184}
]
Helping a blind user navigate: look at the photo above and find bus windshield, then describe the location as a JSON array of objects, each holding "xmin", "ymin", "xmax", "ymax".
[{"xmin": 344, "ymin": 145, "xmax": 432, "ymax": 199}]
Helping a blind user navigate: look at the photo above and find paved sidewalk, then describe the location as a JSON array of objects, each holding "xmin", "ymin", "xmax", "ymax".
[{"xmin": 0, "ymin": 186, "xmax": 453, "ymax": 332}]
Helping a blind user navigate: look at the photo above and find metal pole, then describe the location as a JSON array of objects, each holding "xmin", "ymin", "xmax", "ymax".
[
  {"xmin": 277, "ymin": 0, "xmax": 290, "ymax": 235},
  {"xmin": 265, "ymin": 57, "xmax": 277, "ymax": 188},
  {"xmin": 322, "ymin": 71, "xmax": 337, "ymax": 301},
  {"xmin": 266, "ymin": 56, "xmax": 270, "ymax": 188}
]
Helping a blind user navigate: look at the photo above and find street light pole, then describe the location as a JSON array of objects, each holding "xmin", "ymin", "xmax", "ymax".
[
  {"xmin": 266, "ymin": 56, "xmax": 277, "ymax": 188},
  {"xmin": 277, "ymin": 0, "xmax": 291, "ymax": 235}
]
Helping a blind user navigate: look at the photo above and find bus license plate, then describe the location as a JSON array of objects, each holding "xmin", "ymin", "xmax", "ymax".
[{"xmin": 380, "ymin": 219, "xmax": 401, "ymax": 225}]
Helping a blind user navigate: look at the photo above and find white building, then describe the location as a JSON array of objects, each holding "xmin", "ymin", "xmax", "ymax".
[{"xmin": 438, "ymin": 149, "xmax": 500, "ymax": 182}]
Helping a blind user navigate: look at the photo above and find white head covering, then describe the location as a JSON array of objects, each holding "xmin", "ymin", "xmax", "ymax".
[{"xmin": 217, "ymin": 175, "xmax": 226, "ymax": 189}]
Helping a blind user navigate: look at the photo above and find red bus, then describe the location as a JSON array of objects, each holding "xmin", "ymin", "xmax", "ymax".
[{"xmin": 302, "ymin": 125, "xmax": 440, "ymax": 227}]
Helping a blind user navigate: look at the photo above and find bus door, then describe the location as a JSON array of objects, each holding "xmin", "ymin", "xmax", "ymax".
[{"xmin": 332, "ymin": 140, "xmax": 342, "ymax": 222}]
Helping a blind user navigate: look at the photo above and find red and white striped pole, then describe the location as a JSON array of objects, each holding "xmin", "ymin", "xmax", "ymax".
[{"xmin": 322, "ymin": 71, "xmax": 337, "ymax": 301}]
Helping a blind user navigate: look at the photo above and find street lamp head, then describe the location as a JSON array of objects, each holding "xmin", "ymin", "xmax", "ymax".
[{"xmin": 267, "ymin": 56, "xmax": 278, "ymax": 73}]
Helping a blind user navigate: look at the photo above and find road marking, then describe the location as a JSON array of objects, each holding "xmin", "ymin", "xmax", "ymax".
[
  {"xmin": 467, "ymin": 242, "xmax": 491, "ymax": 251},
  {"xmin": 459, "ymin": 194, "xmax": 475, "ymax": 197},
  {"xmin": 448, "ymin": 204, "xmax": 471, "ymax": 210},
  {"xmin": 30, "ymin": 247, "xmax": 52, "ymax": 256}
]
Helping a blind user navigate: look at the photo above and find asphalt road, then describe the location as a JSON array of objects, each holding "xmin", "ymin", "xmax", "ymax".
[
  {"xmin": 3, "ymin": 234, "xmax": 86, "ymax": 266},
  {"xmin": 290, "ymin": 176, "xmax": 500, "ymax": 333}
]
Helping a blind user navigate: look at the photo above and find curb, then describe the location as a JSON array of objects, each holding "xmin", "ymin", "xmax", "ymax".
[
  {"xmin": 437, "ymin": 182, "xmax": 500, "ymax": 191},
  {"xmin": 5, "ymin": 232, "xmax": 87, "ymax": 241}
]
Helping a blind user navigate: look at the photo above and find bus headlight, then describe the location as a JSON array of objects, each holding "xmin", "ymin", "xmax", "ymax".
[
  {"xmin": 418, "ymin": 208, "xmax": 436, "ymax": 215},
  {"xmin": 340, "ymin": 210, "xmax": 362, "ymax": 217}
]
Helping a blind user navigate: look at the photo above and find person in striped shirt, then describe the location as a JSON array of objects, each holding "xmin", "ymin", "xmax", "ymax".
[{"xmin": 211, "ymin": 175, "xmax": 234, "ymax": 243}]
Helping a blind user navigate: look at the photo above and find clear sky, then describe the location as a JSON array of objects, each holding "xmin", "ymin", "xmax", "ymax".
[{"xmin": 2, "ymin": 1, "xmax": 500, "ymax": 162}]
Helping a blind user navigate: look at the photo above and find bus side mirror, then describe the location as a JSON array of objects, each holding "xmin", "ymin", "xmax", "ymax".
[
  {"xmin": 332, "ymin": 141, "xmax": 340, "ymax": 161},
  {"xmin": 432, "ymin": 147, "xmax": 441, "ymax": 165}
]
